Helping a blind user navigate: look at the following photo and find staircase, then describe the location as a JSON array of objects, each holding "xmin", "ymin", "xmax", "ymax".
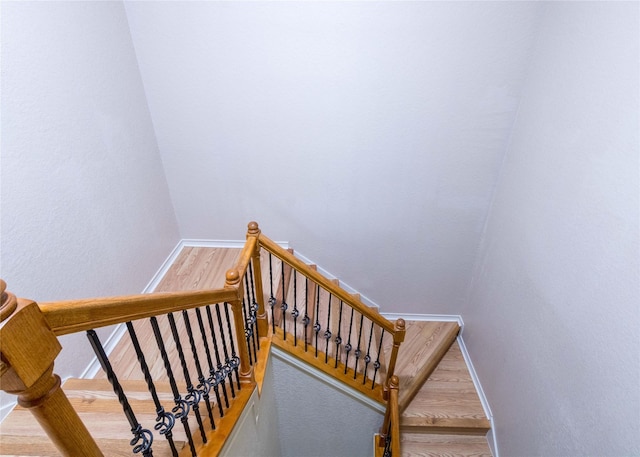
[{"xmin": 0, "ymin": 239, "xmax": 492, "ymax": 456}]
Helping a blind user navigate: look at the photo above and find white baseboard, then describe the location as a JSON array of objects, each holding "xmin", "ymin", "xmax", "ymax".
[
  {"xmin": 79, "ymin": 238, "xmax": 291, "ymax": 378},
  {"xmin": 380, "ymin": 312, "xmax": 464, "ymax": 331},
  {"xmin": 457, "ymin": 334, "xmax": 499, "ymax": 457},
  {"xmin": 291, "ymin": 251, "xmax": 382, "ymax": 311},
  {"xmin": 76, "ymin": 239, "xmax": 498, "ymax": 457}
]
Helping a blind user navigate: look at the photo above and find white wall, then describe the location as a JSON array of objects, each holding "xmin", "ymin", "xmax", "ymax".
[
  {"xmin": 219, "ymin": 357, "xmax": 282, "ymax": 457},
  {"xmin": 124, "ymin": 1, "xmax": 541, "ymax": 314},
  {"xmin": 1, "ymin": 0, "xmax": 179, "ymax": 397},
  {"xmin": 271, "ymin": 351, "xmax": 383, "ymax": 457},
  {"xmin": 462, "ymin": 2, "xmax": 639, "ymax": 455}
]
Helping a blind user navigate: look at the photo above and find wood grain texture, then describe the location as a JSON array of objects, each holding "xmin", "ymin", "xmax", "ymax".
[
  {"xmin": 382, "ymin": 321, "xmax": 460, "ymax": 411},
  {"xmin": 401, "ymin": 341, "xmax": 490, "ymax": 435},
  {"xmin": 401, "ymin": 433, "xmax": 492, "ymax": 457}
]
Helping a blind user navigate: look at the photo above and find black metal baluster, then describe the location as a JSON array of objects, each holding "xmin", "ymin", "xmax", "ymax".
[
  {"xmin": 268, "ymin": 253, "xmax": 276, "ymax": 334},
  {"xmin": 241, "ymin": 294, "xmax": 254, "ymax": 366},
  {"xmin": 313, "ymin": 285, "xmax": 321, "ymax": 358},
  {"xmin": 363, "ymin": 320, "xmax": 375, "ymax": 385},
  {"xmin": 244, "ymin": 273, "xmax": 258, "ymax": 360},
  {"xmin": 126, "ymin": 322, "xmax": 178, "ymax": 457},
  {"xmin": 214, "ymin": 303, "xmax": 236, "ymax": 398},
  {"xmin": 372, "ymin": 329, "xmax": 385, "ymax": 389},
  {"xmin": 344, "ymin": 307, "xmax": 355, "ymax": 375},
  {"xmin": 335, "ymin": 301, "xmax": 344, "ymax": 369},
  {"xmin": 86, "ymin": 329, "xmax": 154, "ymax": 457},
  {"xmin": 182, "ymin": 310, "xmax": 215, "ymax": 430},
  {"xmin": 324, "ymin": 294, "xmax": 332, "ymax": 364},
  {"xmin": 223, "ymin": 302, "xmax": 242, "ymax": 391},
  {"xmin": 280, "ymin": 260, "xmax": 288, "ymax": 338},
  {"xmin": 206, "ymin": 305, "xmax": 230, "ymax": 408},
  {"xmin": 149, "ymin": 316, "xmax": 196, "ymax": 457},
  {"xmin": 302, "ymin": 277, "xmax": 310, "ymax": 352},
  {"xmin": 354, "ymin": 313, "xmax": 365, "ymax": 380},
  {"xmin": 195, "ymin": 307, "xmax": 225, "ymax": 417},
  {"xmin": 248, "ymin": 259, "xmax": 260, "ymax": 344},
  {"xmin": 383, "ymin": 422, "xmax": 392, "ymax": 457},
  {"xmin": 292, "ymin": 271, "xmax": 299, "ymax": 346},
  {"xmin": 167, "ymin": 313, "xmax": 207, "ymax": 444}
]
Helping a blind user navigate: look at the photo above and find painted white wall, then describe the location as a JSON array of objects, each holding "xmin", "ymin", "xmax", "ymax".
[
  {"xmin": 124, "ymin": 1, "xmax": 541, "ymax": 314},
  {"xmin": 219, "ymin": 357, "xmax": 282, "ymax": 457},
  {"xmin": 1, "ymin": 0, "xmax": 179, "ymax": 408},
  {"xmin": 461, "ymin": 2, "xmax": 639, "ymax": 455},
  {"xmin": 271, "ymin": 351, "xmax": 383, "ymax": 457}
]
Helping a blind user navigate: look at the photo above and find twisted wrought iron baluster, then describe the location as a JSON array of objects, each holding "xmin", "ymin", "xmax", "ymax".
[
  {"xmin": 126, "ymin": 322, "xmax": 178, "ymax": 457},
  {"xmin": 344, "ymin": 307, "xmax": 355, "ymax": 375},
  {"xmin": 149, "ymin": 316, "xmax": 196, "ymax": 456},
  {"xmin": 167, "ymin": 313, "xmax": 207, "ymax": 443},
  {"xmin": 383, "ymin": 422, "xmax": 393, "ymax": 457},
  {"xmin": 241, "ymin": 294, "xmax": 254, "ymax": 366},
  {"xmin": 335, "ymin": 301, "xmax": 344, "ymax": 369},
  {"xmin": 324, "ymin": 294, "xmax": 332, "ymax": 364},
  {"xmin": 195, "ymin": 307, "xmax": 224, "ymax": 417},
  {"xmin": 302, "ymin": 277, "xmax": 310, "ymax": 352},
  {"xmin": 292, "ymin": 270, "xmax": 299, "ymax": 346},
  {"xmin": 372, "ymin": 329, "xmax": 385, "ymax": 389},
  {"xmin": 182, "ymin": 310, "xmax": 215, "ymax": 430},
  {"xmin": 215, "ymin": 303, "xmax": 237, "ymax": 397},
  {"xmin": 313, "ymin": 285, "xmax": 321, "ymax": 358},
  {"xmin": 363, "ymin": 320, "xmax": 375, "ymax": 385},
  {"xmin": 248, "ymin": 259, "xmax": 260, "ymax": 343},
  {"xmin": 223, "ymin": 302, "xmax": 242, "ymax": 390},
  {"xmin": 244, "ymin": 273, "xmax": 257, "ymax": 362},
  {"xmin": 354, "ymin": 313, "xmax": 365, "ymax": 380},
  {"xmin": 206, "ymin": 305, "xmax": 230, "ymax": 407},
  {"xmin": 280, "ymin": 259, "xmax": 288, "ymax": 338},
  {"xmin": 86, "ymin": 330, "xmax": 154, "ymax": 457},
  {"xmin": 268, "ymin": 253, "xmax": 276, "ymax": 334}
]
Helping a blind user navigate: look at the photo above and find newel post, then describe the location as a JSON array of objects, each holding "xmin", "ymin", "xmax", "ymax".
[
  {"xmin": 246, "ymin": 221, "xmax": 268, "ymax": 338},
  {"xmin": 385, "ymin": 318, "xmax": 405, "ymax": 391},
  {"xmin": 224, "ymin": 270, "xmax": 255, "ymax": 385},
  {"xmin": 0, "ymin": 280, "xmax": 103, "ymax": 456}
]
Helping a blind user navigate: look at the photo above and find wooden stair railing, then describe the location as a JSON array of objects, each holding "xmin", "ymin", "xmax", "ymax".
[
  {"xmin": 0, "ymin": 221, "xmax": 403, "ymax": 456},
  {"xmin": 0, "ymin": 232, "xmax": 261, "ymax": 456},
  {"xmin": 377, "ymin": 375, "xmax": 401, "ymax": 457},
  {"xmin": 250, "ymin": 222, "xmax": 406, "ymax": 402}
]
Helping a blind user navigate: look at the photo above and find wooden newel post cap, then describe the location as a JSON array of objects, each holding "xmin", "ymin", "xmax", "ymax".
[
  {"xmin": 247, "ymin": 221, "xmax": 260, "ymax": 236},
  {"xmin": 0, "ymin": 279, "xmax": 18, "ymax": 322},
  {"xmin": 395, "ymin": 318, "xmax": 405, "ymax": 331},
  {"xmin": 389, "ymin": 375, "xmax": 400, "ymax": 390},
  {"xmin": 225, "ymin": 269, "xmax": 241, "ymax": 287}
]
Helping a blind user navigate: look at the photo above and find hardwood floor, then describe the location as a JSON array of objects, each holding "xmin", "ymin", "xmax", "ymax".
[{"xmin": 0, "ymin": 246, "xmax": 492, "ymax": 456}]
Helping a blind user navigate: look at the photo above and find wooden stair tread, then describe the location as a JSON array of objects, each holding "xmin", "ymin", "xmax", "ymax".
[
  {"xmin": 401, "ymin": 433, "xmax": 492, "ymax": 457},
  {"xmin": 0, "ymin": 409, "xmax": 186, "ymax": 457},
  {"xmin": 0, "ymin": 435, "xmax": 162, "ymax": 457},
  {"xmin": 401, "ymin": 341, "xmax": 490, "ymax": 435},
  {"xmin": 387, "ymin": 320, "xmax": 459, "ymax": 409}
]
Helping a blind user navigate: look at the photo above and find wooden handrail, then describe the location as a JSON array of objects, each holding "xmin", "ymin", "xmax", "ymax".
[
  {"xmin": 1, "ymin": 283, "xmax": 103, "ymax": 456},
  {"xmin": 3, "ymin": 222, "xmax": 406, "ymax": 456},
  {"xmin": 39, "ymin": 288, "xmax": 238, "ymax": 335},
  {"xmin": 257, "ymin": 234, "xmax": 397, "ymax": 335}
]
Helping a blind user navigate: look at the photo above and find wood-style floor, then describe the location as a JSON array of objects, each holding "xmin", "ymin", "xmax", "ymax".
[{"xmin": 0, "ymin": 246, "xmax": 492, "ymax": 457}]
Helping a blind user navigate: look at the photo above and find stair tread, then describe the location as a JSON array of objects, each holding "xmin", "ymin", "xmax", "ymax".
[
  {"xmin": 387, "ymin": 320, "xmax": 459, "ymax": 408},
  {"xmin": 399, "ymin": 340, "xmax": 490, "ymax": 437},
  {"xmin": 0, "ymin": 435, "xmax": 171, "ymax": 457},
  {"xmin": 401, "ymin": 433, "xmax": 492, "ymax": 457}
]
